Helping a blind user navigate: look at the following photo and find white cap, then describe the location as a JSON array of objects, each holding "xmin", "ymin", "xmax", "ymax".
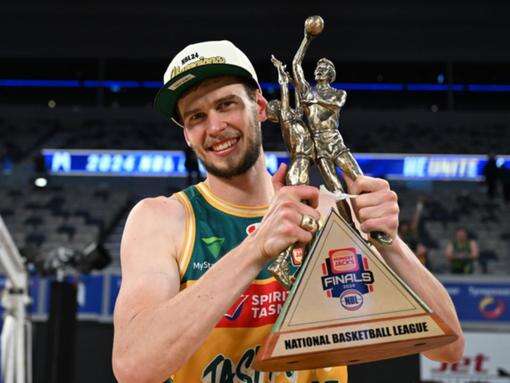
[{"xmin": 154, "ymin": 40, "xmax": 260, "ymax": 126}]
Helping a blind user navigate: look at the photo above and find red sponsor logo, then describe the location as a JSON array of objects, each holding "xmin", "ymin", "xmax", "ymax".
[
  {"xmin": 434, "ymin": 353, "xmax": 489, "ymax": 374},
  {"xmin": 329, "ymin": 248, "xmax": 359, "ymax": 274},
  {"xmin": 479, "ymin": 296, "xmax": 506, "ymax": 319},
  {"xmin": 291, "ymin": 247, "xmax": 304, "ymax": 266},
  {"xmin": 217, "ymin": 280, "xmax": 289, "ymax": 328},
  {"xmin": 246, "ymin": 223, "xmax": 260, "ymax": 236}
]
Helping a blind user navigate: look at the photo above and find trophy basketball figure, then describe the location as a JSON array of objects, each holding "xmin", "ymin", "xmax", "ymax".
[
  {"xmin": 266, "ymin": 55, "xmax": 317, "ymax": 289},
  {"xmin": 267, "ymin": 16, "xmax": 391, "ymax": 289},
  {"xmin": 292, "ymin": 16, "xmax": 392, "ymax": 246},
  {"xmin": 253, "ymin": 16, "xmax": 457, "ymax": 372}
]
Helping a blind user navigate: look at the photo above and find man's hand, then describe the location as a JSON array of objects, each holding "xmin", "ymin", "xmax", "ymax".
[
  {"xmin": 344, "ymin": 175, "xmax": 400, "ymax": 242},
  {"xmin": 251, "ymin": 163, "xmax": 320, "ymax": 262}
]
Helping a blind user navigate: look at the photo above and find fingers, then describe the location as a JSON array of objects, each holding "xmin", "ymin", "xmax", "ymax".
[
  {"xmin": 276, "ymin": 199, "xmax": 321, "ymax": 222},
  {"xmin": 257, "ymin": 204, "xmax": 315, "ymax": 260},
  {"xmin": 355, "ymin": 189, "xmax": 398, "ymax": 211},
  {"xmin": 347, "ymin": 176, "xmax": 390, "ymax": 195},
  {"xmin": 278, "ymin": 211, "xmax": 314, "ymax": 246},
  {"xmin": 344, "ymin": 175, "xmax": 400, "ymax": 242},
  {"xmin": 277, "ymin": 184, "xmax": 320, "ymax": 209},
  {"xmin": 358, "ymin": 201, "xmax": 399, "ymax": 222},
  {"xmin": 255, "ymin": 183, "xmax": 321, "ymax": 261},
  {"xmin": 271, "ymin": 163, "xmax": 288, "ymax": 192},
  {"xmin": 360, "ymin": 216, "xmax": 399, "ymax": 237}
]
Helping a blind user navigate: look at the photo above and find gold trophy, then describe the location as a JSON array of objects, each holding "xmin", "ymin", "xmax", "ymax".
[{"xmin": 253, "ymin": 16, "xmax": 457, "ymax": 371}]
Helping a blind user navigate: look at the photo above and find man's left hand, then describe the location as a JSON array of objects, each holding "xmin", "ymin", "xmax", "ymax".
[{"xmin": 344, "ymin": 175, "xmax": 400, "ymax": 241}]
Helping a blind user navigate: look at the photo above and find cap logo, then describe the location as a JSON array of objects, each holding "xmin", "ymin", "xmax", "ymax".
[
  {"xmin": 182, "ymin": 53, "xmax": 199, "ymax": 65},
  {"xmin": 168, "ymin": 74, "xmax": 196, "ymax": 91},
  {"xmin": 170, "ymin": 56, "xmax": 226, "ymax": 79}
]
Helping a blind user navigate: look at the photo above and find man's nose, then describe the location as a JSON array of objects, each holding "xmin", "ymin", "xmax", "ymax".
[{"xmin": 206, "ymin": 110, "xmax": 227, "ymax": 135}]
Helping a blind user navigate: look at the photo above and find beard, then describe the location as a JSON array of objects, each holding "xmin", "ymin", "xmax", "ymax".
[{"xmin": 194, "ymin": 110, "xmax": 262, "ymax": 179}]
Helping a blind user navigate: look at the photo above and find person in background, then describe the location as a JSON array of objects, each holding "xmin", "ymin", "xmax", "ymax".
[
  {"xmin": 483, "ymin": 153, "xmax": 499, "ymax": 199},
  {"xmin": 445, "ymin": 227, "xmax": 479, "ymax": 274},
  {"xmin": 500, "ymin": 165, "xmax": 510, "ymax": 204},
  {"xmin": 399, "ymin": 198, "xmax": 429, "ymax": 268}
]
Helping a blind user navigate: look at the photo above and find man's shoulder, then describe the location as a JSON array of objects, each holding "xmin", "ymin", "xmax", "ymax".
[
  {"xmin": 130, "ymin": 195, "xmax": 185, "ymax": 222},
  {"xmin": 331, "ymin": 87, "xmax": 346, "ymax": 97},
  {"xmin": 125, "ymin": 195, "xmax": 186, "ymax": 255}
]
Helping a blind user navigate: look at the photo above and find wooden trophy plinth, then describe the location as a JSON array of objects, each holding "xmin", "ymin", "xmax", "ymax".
[{"xmin": 253, "ymin": 210, "xmax": 457, "ymax": 371}]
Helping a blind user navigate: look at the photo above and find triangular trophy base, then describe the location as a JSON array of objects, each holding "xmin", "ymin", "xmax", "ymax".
[
  {"xmin": 253, "ymin": 209, "xmax": 458, "ymax": 372},
  {"xmin": 253, "ymin": 312, "xmax": 456, "ymax": 371}
]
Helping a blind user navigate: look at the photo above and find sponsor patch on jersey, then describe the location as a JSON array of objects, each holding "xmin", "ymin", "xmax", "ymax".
[
  {"xmin": 218, "ymin": 280, "xmax": 289, "ymax": 328},
  {"xmin": 321, "ymin": 247, "xmax": 374, "ymax": 311},
  {"xmin": 202, "ymin": 236, "xmax": 225, "ymax": 258},
  {"xmin": 245, "ymin": 222, "xmax": 260, "ymax": 236}
]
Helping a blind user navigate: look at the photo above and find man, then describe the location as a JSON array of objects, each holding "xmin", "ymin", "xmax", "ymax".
[
  {"xmin": 445, "ymin": 227, "xmax": 479, "ymax": 274},
  {"xmin": 112, "ymin": 40, "xmax": 464, "ymax": 383}
]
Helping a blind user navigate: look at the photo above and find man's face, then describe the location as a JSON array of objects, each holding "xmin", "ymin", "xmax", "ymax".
[
  {"xmin": 455, "ymin": 229, "xmax": 468, "ymax": 242},
  {"xmin": 177, "ymin": 77, "xmax": 267, "ymax": 179},
  {"xmin": 314, "ymin": 62, "xmax": 334, "ymax": 82}
]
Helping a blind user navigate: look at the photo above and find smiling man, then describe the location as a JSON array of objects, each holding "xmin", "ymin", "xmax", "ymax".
[{"xmin": 112, "ymin": 40, "xmax": 464, "ymax": 383}]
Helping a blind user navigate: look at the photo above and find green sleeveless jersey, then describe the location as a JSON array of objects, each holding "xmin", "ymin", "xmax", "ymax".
[{"xmin": 171, "ymin": 182, "xmax": 348, "ymax": 383}]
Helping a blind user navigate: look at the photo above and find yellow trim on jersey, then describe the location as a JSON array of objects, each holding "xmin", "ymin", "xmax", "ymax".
[
  {"xmin": 195, "ymin": 182, "xmax": 268, "ymax": 218},
  {"xmin": 174, "ymin": 191, "xmax": 196, "ymax": 279},
  {"xmin": 181, "ymin": 276, "xmax": 277, "ymax": 288}
]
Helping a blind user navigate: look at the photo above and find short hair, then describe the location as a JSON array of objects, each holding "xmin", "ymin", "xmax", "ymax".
[{"xmin": 242, "ymin": 80, "xmax": 258, "ymax": 101}]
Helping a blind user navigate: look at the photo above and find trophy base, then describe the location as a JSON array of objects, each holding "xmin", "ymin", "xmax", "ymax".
[
  {"xmin": 253, "ymin": 210, "xmax": 458, "ymax": 371},
  {"xmin": 253, "ymin": 313, "xmax": 456, "ymax": 371}
]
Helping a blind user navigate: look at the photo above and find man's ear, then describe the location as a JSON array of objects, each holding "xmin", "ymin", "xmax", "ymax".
[
  {"xmin": 183, "ymin": 127, "xmax": 192, "ymax": 147},
  {"xmin": 255, "ymin": 90, "xmax": 268, "ymax": 122}
]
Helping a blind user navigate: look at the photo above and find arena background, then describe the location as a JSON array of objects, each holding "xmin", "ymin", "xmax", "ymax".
[{"xmin": 1, "ymin": 0, "xmax": 509, "ymax": 382}]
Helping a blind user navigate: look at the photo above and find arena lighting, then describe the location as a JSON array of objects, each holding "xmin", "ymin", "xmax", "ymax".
[
  {"xmin": 41, "ymin": 149, "xmax": 510, "ymax": 181},
  {"xmin": 0, "ymin": 216, "xmax": 32, "ymax": 383},
  {"xmin": 33, "ymin": 177, "xmax": 47, "ymax": 188},
  {"xmin": 3, "ymin": 79, "xmax": 510, "ymax": 92}
]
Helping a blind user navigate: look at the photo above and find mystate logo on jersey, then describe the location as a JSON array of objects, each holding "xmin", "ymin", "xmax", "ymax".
[
  {"xmin": 321, "ymin": 247, "xmax": 374, "ymax": 311},
  {"xmin": 217, "ymin": 280, "xmax": 289, "ymax": 328}
]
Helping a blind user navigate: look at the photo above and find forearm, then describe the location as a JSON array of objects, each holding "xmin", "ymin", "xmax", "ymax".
[
  {"xmin": 312, "ymin": 91, "xmax": 345, "ymax": 111},
  {"xmin": 376, "ymin": 237, "xmax": 464, "ymax": 362},
  {"xmin": 114, "ymin": 237, "xmax": 264, "ymax": 382},
  {"xmin": 280, "ymin": 82, "xmax": 291, "ymax": 115},
  {"xmin": 292, "ymin": 36, "xmax": 311, "ymax": 95},
  {"xmin": 313, "ymin": 98, "xmax": 341, "ymax": 111}
]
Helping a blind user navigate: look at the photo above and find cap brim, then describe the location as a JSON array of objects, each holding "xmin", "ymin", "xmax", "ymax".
[{"xmin": 154, "ymin": 64, "xmax": 258, "ymax": 126}]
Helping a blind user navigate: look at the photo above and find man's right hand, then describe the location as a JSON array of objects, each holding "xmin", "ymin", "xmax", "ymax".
[{"xmin": 250, "ymin": 163, "xmax": 320, "ymax": 262}]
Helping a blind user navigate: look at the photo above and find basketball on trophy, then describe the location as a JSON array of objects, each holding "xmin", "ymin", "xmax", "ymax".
[{"xmin": 304, "ymin": 15, "xmax": 324, "ymax": 36}]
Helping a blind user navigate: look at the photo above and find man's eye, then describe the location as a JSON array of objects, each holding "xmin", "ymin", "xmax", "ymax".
[
  {"xmin": 218, "ymin": 101, "xmax": 235, "ymax": 110},
  {"xmin": 190, "ymin": 113, "xmax": 205, "ymax": 122}
]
